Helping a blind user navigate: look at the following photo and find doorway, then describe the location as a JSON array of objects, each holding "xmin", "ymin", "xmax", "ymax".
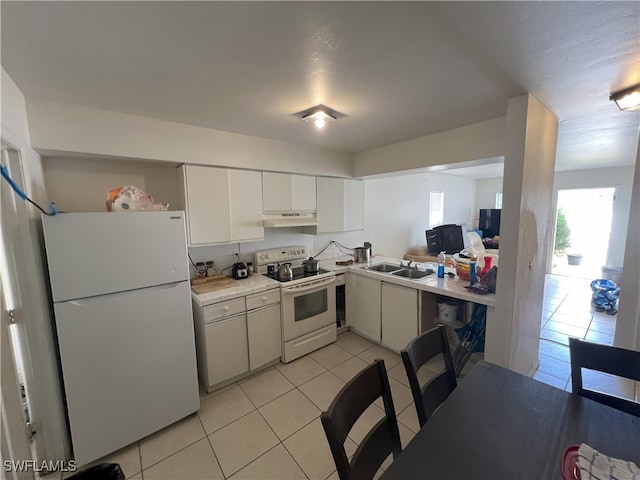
[{"xmin": 551, "ymin": 188, "xmax": 616, "ymax": 280}]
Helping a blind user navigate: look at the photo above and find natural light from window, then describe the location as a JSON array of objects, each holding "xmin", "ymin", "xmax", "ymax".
[{"xmin": 429, "ymin": 191, "xmax": 444, "ymax": 228}]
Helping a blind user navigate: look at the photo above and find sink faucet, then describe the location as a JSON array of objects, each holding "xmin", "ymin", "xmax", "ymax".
[{"xmin": 402, "ymin": 260, "xmax": 416, "ymax": 269}]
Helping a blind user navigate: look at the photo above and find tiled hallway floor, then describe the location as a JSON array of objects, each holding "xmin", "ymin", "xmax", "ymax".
[
  {"xmin": 535, "ymin": 274, "xmax": 638, "ymax": 402},
  {"xmin": 52, "ymin": 332, "xmax": 477, "ymax": 480}
]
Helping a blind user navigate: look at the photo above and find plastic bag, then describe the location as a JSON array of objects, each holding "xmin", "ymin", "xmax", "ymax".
[{"xmin": 105, "ymin": 185, "xmax": 168, "ymax": 212}]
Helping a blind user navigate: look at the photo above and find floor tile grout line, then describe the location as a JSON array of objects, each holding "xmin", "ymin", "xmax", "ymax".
[
  {"xmin": 138, "ymin": 415, "xmax": 209, "ymax": 474},
  {"xmin": 197, "ymin": 414, "xmax": 226, "ymax": 480}
]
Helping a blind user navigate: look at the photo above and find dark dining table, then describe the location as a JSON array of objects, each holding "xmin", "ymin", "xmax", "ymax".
[{"xmin": 381, "ymin": 360, "xmax": 640, "ymax": 479}]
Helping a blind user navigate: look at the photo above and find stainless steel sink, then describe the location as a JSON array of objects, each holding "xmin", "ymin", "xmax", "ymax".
[
  {"xmin": 361, "ymin": 263, "xmax": 403, "ymax": 273},
  {"xmin": 391, "ymin": 268, "xmax": 435, "ymax": 279}
]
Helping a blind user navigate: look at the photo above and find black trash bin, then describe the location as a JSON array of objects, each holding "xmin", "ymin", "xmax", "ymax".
[{"xmin": 67, "ymin": 463, "xmax": 125, "ymax": 480}]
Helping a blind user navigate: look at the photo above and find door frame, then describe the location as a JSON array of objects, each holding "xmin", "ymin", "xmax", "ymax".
[{"xmin": 1, "ymin": 136, "xmax": 69, "ymax": 468}]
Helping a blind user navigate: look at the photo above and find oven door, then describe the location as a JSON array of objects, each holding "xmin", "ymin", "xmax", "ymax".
[{"xmin": 281, "ymin": 276, "xmax": 336, "ymax": 341}]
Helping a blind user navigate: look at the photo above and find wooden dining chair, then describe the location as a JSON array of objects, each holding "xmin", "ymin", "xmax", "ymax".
[
  {"xmin": 401, "ymin": 325, "xmax": 457, "ymax": 427},
  {"xmin": 321, "ymin": 359, "xmax": 402, "ymax": 480},
  {"xmin": 569, "ymin": 337, "xmax": 640, "ymax": 417}
]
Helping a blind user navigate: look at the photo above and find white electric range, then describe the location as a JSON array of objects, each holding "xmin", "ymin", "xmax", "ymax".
[{"xmin": 255, "ymin": 246, "xmax": 336, "ymax": 362}]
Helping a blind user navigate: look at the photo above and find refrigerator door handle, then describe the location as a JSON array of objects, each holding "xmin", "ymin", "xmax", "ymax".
[{"xmin": 66, "ymin": 282, "xmax": 185, "ymax": 305}]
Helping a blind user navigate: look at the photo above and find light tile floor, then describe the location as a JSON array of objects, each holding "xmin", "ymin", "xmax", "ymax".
[
  {"xmin": 535, "ymin": 274, "xmax": 639, "ymax": 402},
  {"xmin": 44, "ymin": 275, "xmax": 638, "ymax": 479},
  {"xmin": 49, "ymin": 331, "xmax": 479, "ymax": 480}
]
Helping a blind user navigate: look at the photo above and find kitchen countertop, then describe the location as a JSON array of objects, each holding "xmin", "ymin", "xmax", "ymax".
[
  {"xmin": 319, "ymin": 254, "xmax": 496, "ymax": 307},
  {"xmin": 192, "ymin": 253, "xmax": 495, "ymax": 308},
  {"xmin": 192, "ymin": 274, "xmax": 280, "ymax": 307}
]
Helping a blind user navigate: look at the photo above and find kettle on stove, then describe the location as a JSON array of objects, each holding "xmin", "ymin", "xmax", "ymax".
[{"xmin": 276, "ymin": 263, "xmax": 293, "ymax": 281}]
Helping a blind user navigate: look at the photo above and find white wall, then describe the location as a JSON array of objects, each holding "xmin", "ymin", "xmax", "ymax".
[
  {"xmin": 353, "ymin": 117, "xmax": 506, "ymax": 177},
  {"xmin": 26, "ymin": 99, "xmax": 353, "ymax": 177},
  {"xmin": 476, "ymin": 177, "xmax": 503, "ymax": 210},
  {"xmin": 553, "ymin": 166, "xmax": 634, "ymax": 268},
  {"xmin": 614, "ymin": 138, "xmax": 640, "ymax": 350},
  {"xmin": 363, "ymin": 171, "xmax": 476, "ymax": 259},
  {"xmin": 489, "ymin": 94, "xmax": 558, "ymax": 375},
  {"xmin": 1, "ymin": 68, "xmax": 69, "ymax": 462}
]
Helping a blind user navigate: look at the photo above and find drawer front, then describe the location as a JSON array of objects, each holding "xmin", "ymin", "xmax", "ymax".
[
  {"xmin": 246, "ymin": 289, "xmax": 281, "ymax": 310},
  {"xmin": 204, "ymin": 297, "xmax": 246, "ymax": 322}
]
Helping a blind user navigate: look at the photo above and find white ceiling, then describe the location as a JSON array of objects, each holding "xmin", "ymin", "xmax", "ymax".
[{"xmin": 1, "ymin": 1, "xmax": 639, "ymax": 178}]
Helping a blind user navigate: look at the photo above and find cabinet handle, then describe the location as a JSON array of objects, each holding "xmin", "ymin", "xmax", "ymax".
[
  {"xmin": 223, "ymin": 306, "xmax": 230, "ymax": 312},
  {"xmin": 261, "ymin": 296, "xmax": 267, "ymax": 302}
]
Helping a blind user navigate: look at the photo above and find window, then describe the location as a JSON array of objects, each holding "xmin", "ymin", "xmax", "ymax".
[
  {"xmin": 429, "ymin": 191, "xmax": 444, "ymax": 229},
  {"xmin": 495, "ymin": 192, "xmax": 503, "ymax": 209}
]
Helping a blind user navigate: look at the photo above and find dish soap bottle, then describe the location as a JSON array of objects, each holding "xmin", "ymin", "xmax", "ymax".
[{"xmin": 437, "ymin": 251, "xmax": 446, "ymax": 278}]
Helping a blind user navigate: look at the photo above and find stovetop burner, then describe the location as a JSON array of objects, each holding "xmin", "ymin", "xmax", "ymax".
[{"xmin": 265, "ymin": 266, "xmax": 331, "ymax": 282}]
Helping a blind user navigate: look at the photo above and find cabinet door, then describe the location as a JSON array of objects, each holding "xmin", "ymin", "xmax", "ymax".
[
  {"xmin": 262, "ymin": 172, "xmax": 292, "ymax": 212},
  {"xmin": 204, "ymin": 314, "xmax": 249, "ymax": 387},
  {"xmin": 344, "ymin": 180, "xmax": 364, "ymax": 231},
  {"xmin": 292, "ymin": 175, "xmax": 317, "ymax": 211},
  {"xmin": 346, "ymin": 273, "xmax": 381, "ymax": 342},
  {"xmin": 316, "ymin": 177, "xmax": 345, "ymax": 233},
  {"xmin": 183, "ymin": 165, "xmax": 231, "ymax": 245},
  {"xmin": 229, "ymin": 170, "xmax": 264, "ymax": 241},
  {"xmin": 381, "ymin": 283, "xmax": 418, "ymax": 352},
  {"xmin": 247, "ymin": 304, "xmax": 282, "ymax": 370}
]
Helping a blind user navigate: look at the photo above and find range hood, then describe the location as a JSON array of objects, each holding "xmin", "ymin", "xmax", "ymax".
[{"xmin": 263, "ymin": 213, "xmax": 318, "ymax": 228}]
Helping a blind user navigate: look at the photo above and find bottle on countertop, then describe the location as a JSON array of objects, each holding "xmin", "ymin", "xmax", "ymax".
[
  {"xmin": 437, "ymin": 251, "xmax": 446, "ymax": 278},
  {"xmin": 247, "ymin": 261, "xmax": 254, "ymax": 276},
  {"xmin": 470, "ymin": 261, "xmax": 477, "ymax": 285}
]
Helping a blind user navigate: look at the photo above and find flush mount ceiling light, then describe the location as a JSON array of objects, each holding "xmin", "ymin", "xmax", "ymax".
[
  {"xmin": 610, "ymin": 84, "xmax": 640, "ymax": 111},
  {"xmin": 294, "ymin": 104, "xmax": 345, "ymax": 128}
]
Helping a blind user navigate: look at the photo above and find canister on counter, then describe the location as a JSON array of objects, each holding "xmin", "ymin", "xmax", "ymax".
[
  {"xmin": 206, "ymin": 261, "xmax": 216, "ymax": 277},
  {"xmin": 196, "ymin": 262, "xmax": 206, "ymax": 279}
]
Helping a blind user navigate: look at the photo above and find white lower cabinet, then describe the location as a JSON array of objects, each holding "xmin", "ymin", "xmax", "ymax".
[
  {"xmin": 347, "ymin": 273, "xmax": 420, "ymax": 352},
  {"xmin": 204, "ymin": 313, "xmax": 249, "ymax": 386},
  {"xmin": 381, "ymin": 283, "xmax": 419, "ymax": 352},
  {"xmin": 247, "ymin": 294, "xmax": 282, "ymax": 371},
  {"xmin": 346, "ymin": 273, "xmax": 381, "ymax": 342},
  {"xmin": 193, "ymin": 289, "xmax": 281, "ymax": 392}
]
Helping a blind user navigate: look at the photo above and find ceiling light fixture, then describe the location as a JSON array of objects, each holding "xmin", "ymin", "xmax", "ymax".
[
  {"xmin": 610, "ymin": 84, "xmax": 640, "ymax": 111},
  {"xmin": 294, "ymin": 104, "xmax": 345, "ymax": 128}
]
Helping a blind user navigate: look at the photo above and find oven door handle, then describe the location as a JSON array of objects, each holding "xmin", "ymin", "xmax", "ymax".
[{"xmin": 282, "ymin": 276, "xmax": 336, "ymax": 294}]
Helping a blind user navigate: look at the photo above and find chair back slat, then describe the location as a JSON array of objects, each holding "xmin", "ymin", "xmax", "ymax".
[
  {"xmin": 350, "ymin": 418, "xmax": 400, "ymax": 480},
  {"xmin": 421, "ymin": 370, "xmax": 457, "ymax": 420},
  {"xmin": 401, "ymin": 325, "xmax": 457, "ymax": 427},
  {"xmin": 569, "ymin": 337, "xmax": 640, "ymax": 418},
  {"xmin": 321, "ymin": 359, "xmax": 402, "ymax": 480}
]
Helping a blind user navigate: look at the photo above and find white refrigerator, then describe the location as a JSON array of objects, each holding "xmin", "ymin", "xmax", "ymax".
[{"xmin": 42, "ymin": 211, "xmax": 200, "ymax": 467}]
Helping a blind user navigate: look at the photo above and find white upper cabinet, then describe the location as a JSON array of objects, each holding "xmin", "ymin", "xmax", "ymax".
[
  {"xmin": 228, "ymin": 169, "xmax": 264, "ymax": 241},
  {"xmin": 262, "ymin": 172, "xmax": 316, "ymax": 212},
  {"xmin": 181, "ymin": 165, "xmax": 263, "ymax": 246},
  {"xmin": 315, "ymin": 177, "xmax": 364, "ymax": 233}
]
